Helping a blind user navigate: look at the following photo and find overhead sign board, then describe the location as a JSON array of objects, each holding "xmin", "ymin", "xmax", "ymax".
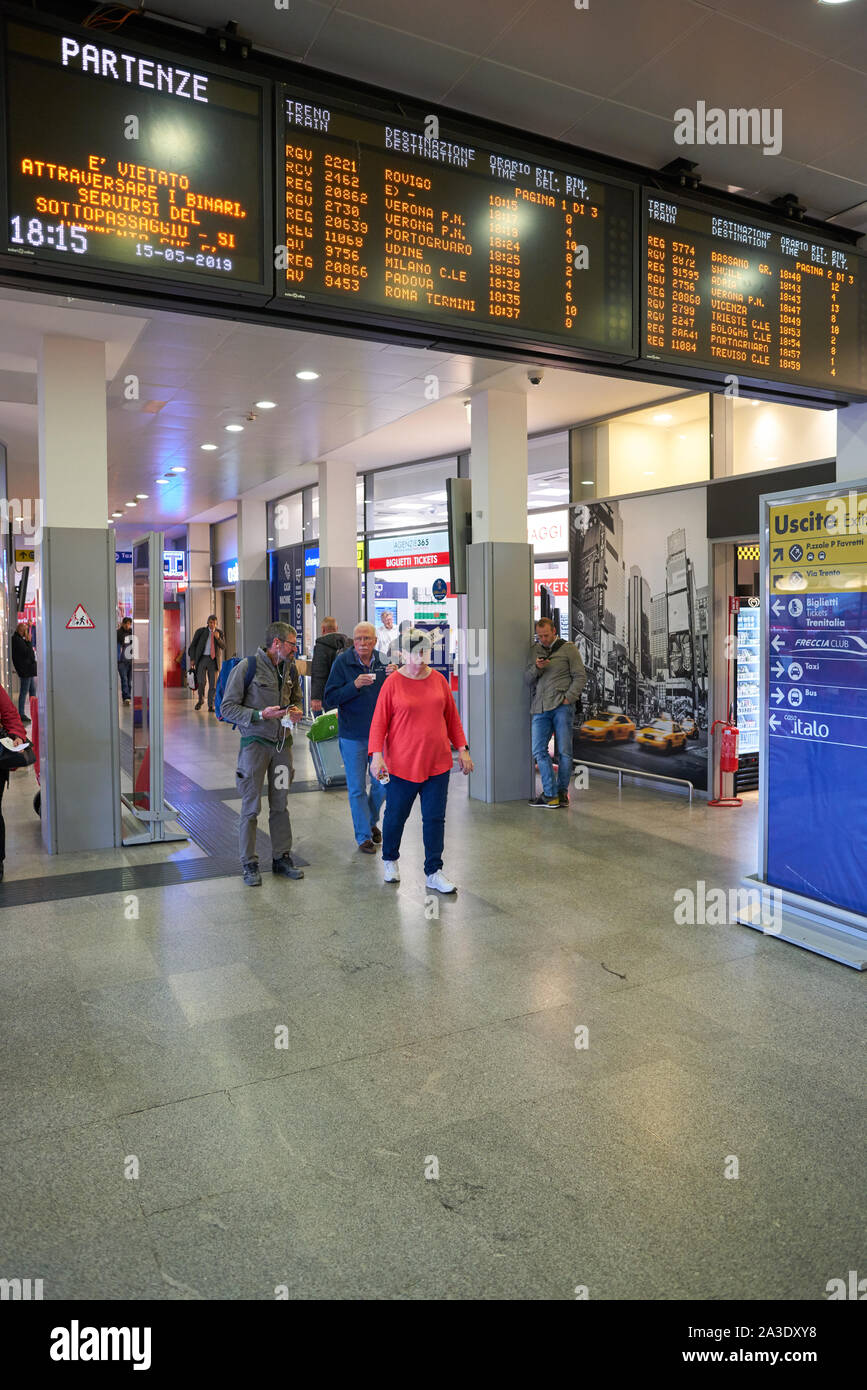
[
  {"xmin": 367, "ymin": 529, "xmax": 450, "ymax": 571},
  {"xmin": 642, "ymin": 190, "xmax": 867, "ymax": 398},
  {"xmin": 277, "ymin": 87, "xmax": 635, "ymax": 359},
  {"xmin": 3, "ymin": 15, "xmax": 269, "ymax": 296}
]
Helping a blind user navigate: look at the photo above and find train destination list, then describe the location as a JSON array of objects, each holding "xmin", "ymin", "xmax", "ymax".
[{"xmin": 280, "ymin": 96, "xmax": 634, "ymax": 354}]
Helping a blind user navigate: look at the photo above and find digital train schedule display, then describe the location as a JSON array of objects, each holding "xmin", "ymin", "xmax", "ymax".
[
  {"xmin": 642, "ymin": 192, "xmax": 867, "ymax": 395},
  {"xmin": 278, "ymin": 94, "xmax": 635, "ymax": 355},
  {"xmin": 3, "ymin": 20, "xmax": 266, "ymax": 292}
]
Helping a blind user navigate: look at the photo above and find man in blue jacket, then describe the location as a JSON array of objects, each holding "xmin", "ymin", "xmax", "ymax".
[{"xmin": 324, "ymin": 621, "xmax": 390, "ymax": 854}]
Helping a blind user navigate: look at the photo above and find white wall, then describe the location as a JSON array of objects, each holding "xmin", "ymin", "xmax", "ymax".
[
  {"xmin": 732, "ymin": 402, "xmax": 835, "ymax": 475},
  {"xmin": 608, "ymin": 414, "xmax": 709, "ymax": 495}
]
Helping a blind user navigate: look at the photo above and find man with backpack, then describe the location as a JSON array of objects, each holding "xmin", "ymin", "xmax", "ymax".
[
  {"xmin": 525, "ymin": 616, "xmax": 586, "ymax": 809},
  {"xmin": 309, "ymin": 616, "xmax": 352, "ymax": 713},
  {"xmin": 188, "ymin": 614, "xmax": 226, "ymax": 712},
  {"xmin": 219, "ymin": 621, "xmax": 305, "ymax": 887}
]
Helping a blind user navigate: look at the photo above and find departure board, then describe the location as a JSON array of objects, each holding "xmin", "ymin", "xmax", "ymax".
[
  {"xmin": 278, "ymin": 92, "xmax": 635, "ymax": 355},
  {"xmin": 2, "ymin": 19, "xmax": 267, "ymax": 293},
  {"xmin": 643, "ymin": 192, "xmax": 867, "ymax": 396}
]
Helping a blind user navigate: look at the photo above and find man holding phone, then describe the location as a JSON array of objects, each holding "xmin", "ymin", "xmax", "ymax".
[
  {"xmin": 525, "ymin": 616, "xmax": 586, "ymax": 808},
  {"xmin": 220, "ymin": 622, "xmax": 305, "ymax": 887}
]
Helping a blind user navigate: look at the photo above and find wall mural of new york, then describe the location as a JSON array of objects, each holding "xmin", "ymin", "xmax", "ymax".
[{"xmin": 569, "ymin": 488, "xmax": 710, "ymax": 791}]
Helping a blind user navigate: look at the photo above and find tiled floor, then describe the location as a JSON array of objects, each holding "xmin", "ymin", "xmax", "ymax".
[{"xmin": 0, "ymin": 690, "xmax": 863, "ymax": 1299}]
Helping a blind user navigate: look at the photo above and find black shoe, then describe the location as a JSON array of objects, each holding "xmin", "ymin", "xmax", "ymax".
[
  {"xmin": 529, "ymin": 794, "xmax": 560, "ymax": 808},
  {"xmin": 273, "ymin": 854, "xmax": 304, "ymax": 880},
  {"xmin": 371, "ymin": 826, "xmax": 382, "ymax": 844},
  {"xmin": 358, "ymin": 839, "xmax": 377, "ymax": 854},
  {"xmin": 559, "ymin": 791, "xmax": 569, "ymax": 807},
  {"xmin": 208, "ymin": 706, "xmax": 215, "ymax": 713},
  {"xmin": 0, "ymin": 863, "xmax": 4, "ymax": 881},
  {"xmin": 242, "ymin": 862, "xmax": 262, "ymax": 887},
  {"xmin": 195, "ymin": 701, "xmax": 203, "ymax": 710}
]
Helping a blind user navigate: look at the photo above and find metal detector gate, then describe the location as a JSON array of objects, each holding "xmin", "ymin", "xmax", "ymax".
[{"xmin": 123, "ymin": 531, "xmax": 186, "ymax": 845}]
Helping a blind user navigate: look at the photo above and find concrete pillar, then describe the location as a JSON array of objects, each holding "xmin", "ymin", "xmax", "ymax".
[
  {"xmin": 237, "ymin": 497, "xmax": 269, "ymax": 653},
  {"xmin": 836, "ymin": 402, "xmax": 867, "ymax": 483},
  {"xmin": 466, "ymin": 389, "xmax": 533, "ymax": 803},
  {"xmin": 38, "ymin": 335, "xmax": 121, "ymax": 852},
  {"xmin": 317, "ymin": 457, "xmax": 359, "ymax": 635}
]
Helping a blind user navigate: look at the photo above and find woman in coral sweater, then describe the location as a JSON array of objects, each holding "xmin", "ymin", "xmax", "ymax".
[{"xmin": 368, "ymin": 630, "xmax": 472, "ymax": 894}]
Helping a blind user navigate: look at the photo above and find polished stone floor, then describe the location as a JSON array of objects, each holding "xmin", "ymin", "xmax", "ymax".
[{"xmin": 0, "ymin": 692, "xmax": 863, "ymax": 1299}]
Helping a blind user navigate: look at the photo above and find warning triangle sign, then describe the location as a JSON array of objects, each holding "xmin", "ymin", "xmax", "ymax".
[{"xmin": 66, "ymin": 603, "xmax": 95, "ymax": 630}]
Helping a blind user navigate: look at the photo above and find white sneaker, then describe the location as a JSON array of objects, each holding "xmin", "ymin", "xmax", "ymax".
[
  {"xmin": 425, "ymin": 870, "xmax": 457, "ymax": 894},
  {"xmin": 383, "ymin": 860, "xmax": 400, "ymax": 883}
]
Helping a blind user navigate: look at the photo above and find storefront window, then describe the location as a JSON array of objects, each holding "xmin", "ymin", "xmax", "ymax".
[
  {"xmin": 528, "ymin": 432, "xmax": 569, "ymax": 507},
  {"xmin": 370, "ymin": 457, "xmax": 457, "ymax": 533},
  {"xmin": 267, "ymin": 492, "xmax": 303, "ymax": 548},
  {"xmin": 572, "ymin": 395, "xmax": 709, "ymax": 499},
  {"xmin": 366, "ymin": 527, "xmax": 459, "ymax": 697},
  {"xmin": 731, "ymin": 398, "xmax": 836, "ymax": 475}
]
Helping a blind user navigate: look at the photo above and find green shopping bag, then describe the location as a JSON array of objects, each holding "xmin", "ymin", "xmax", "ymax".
[{"xmin": 307, "ymin": 711, "xmax": 339, "ymax": 742}]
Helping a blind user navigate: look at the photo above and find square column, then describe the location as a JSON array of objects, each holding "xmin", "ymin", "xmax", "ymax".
[
  {"xmin": 317, "ymin": 458, "xmax": 359, "ymax": 635},
  {"xmin": 237, "ymin": 497, "xmax": 269, "ymax": 654},
  {"xmin": 467, "ymin": 389, "xmax": 533, "ymax": 802},
  {"xmin": 38, "ymin": 335, "xmax": 120, "ymax": 852}
]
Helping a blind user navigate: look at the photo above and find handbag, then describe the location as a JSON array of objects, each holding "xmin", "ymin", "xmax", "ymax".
[{"xmin": 186, "ymin": 668, "xmax": 197, "ymax": 691}]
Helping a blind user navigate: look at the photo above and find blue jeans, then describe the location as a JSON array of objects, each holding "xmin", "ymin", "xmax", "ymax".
[
  {"xmin": 117, "ymin": 660, "xmax": 131, "ymax": 701},
  {"xmin": 532, "ymin": 702, "xmax": 575, "ymax": 796},
  {"xmin": 339, "ymin": 737, "xmax": 386, "ymax": 845},
  {"xmin": 18, "ymin": 675, "xmax": 36, "ymax": 718},
  {"xmin": 382, "ymin": 770, "xmax": 450, "ymax": 875}
]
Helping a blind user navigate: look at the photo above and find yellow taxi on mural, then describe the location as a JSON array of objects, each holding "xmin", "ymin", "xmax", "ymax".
[
  {"xmin": 578, "ymin": 712, "xmax": 636, "ymax": 742},
  {"xmin": 679, "ymin": 715, "xmax": 699, "ymax": 739},
  {"xmin": 636, "ymin": 718, "xmax": 688, "ymax": 753}
]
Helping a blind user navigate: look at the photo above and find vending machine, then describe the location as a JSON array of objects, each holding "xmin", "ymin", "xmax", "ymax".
[{"xmin": 734, "ymin": 596, "xmax": 760, "ymax": 791}]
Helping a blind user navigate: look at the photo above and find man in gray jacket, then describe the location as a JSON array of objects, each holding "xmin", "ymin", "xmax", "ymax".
[
  {"xmin": 525, "ymin": 616, "xmax": 586, "ymax": 808},
  {"xmin": 220, "ymin": 621, "xmax": 305, "ymax": 886}
]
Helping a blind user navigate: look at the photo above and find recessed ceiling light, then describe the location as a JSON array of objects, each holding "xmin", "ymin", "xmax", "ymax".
[
  {"xmin": 581, "ymin": 478, "xmax": 594, "ymax": 485},
  {"xmin": 112, "ymin": 510, "xmax": 123, "ymax": 517},
  {"xmin": 751, "ymin": 400, "xmax": 760, "ymax": 408},
  {"xmin": 225, "ymin": 423, "xmax": 244, "ymax": 433},
  {"xmin": 135, "ymin": 493, "xmax": 148, "ymax": 499},
  {"xmin": 643, "ymin": 471, "xmax": 655, "ymax": 476},
  {"xmin": 201, "ymin": 443, "xmax": 218, "ymax": 451},
  {"xmin": 818, "ymin": 1, "xmax": 854, "ymax": 7},
  {"xmin": 156, "ymin": 478, "xmax": 170, "ymax": 485},
  {"xmin": 255, "ymin": 399, "xmax": 277, "ymax": 409},
  {"xmin": 296, "ymin": 370, "xmax": 319, "ymax": 381},
  {"xmin": 169, "ymin": 466, "xmax": 186, "ymax": 473},
  {"xmin": 765, "ymin": 457, "xmax": 778, "ymax": 462},
  {"xmin": 652, "ymin": 413, "xmax": 672, "ymax": 424},
  {"xmin": 125, "ymin": 501, "xmax": 137, "ymax": 508}
]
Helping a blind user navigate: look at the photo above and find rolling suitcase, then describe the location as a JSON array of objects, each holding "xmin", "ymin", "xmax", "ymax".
[{"xmin": 310, "ymin": 736, "xmax": 347, "ymax": 788}]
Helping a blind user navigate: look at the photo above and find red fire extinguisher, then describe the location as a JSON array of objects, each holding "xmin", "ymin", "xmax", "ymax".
[{"xmin": 709, "ymin": 719, "xmax": 742, "ymax": 807}]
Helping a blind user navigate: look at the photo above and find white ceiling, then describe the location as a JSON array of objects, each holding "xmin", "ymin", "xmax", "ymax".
[
  {"xmin": 139, "ymin": 0, "xmax": 867, "ymax": 228},
  {"xmin": 0, "ymin": 286, "xmax": 685, "ymax": 525}
]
